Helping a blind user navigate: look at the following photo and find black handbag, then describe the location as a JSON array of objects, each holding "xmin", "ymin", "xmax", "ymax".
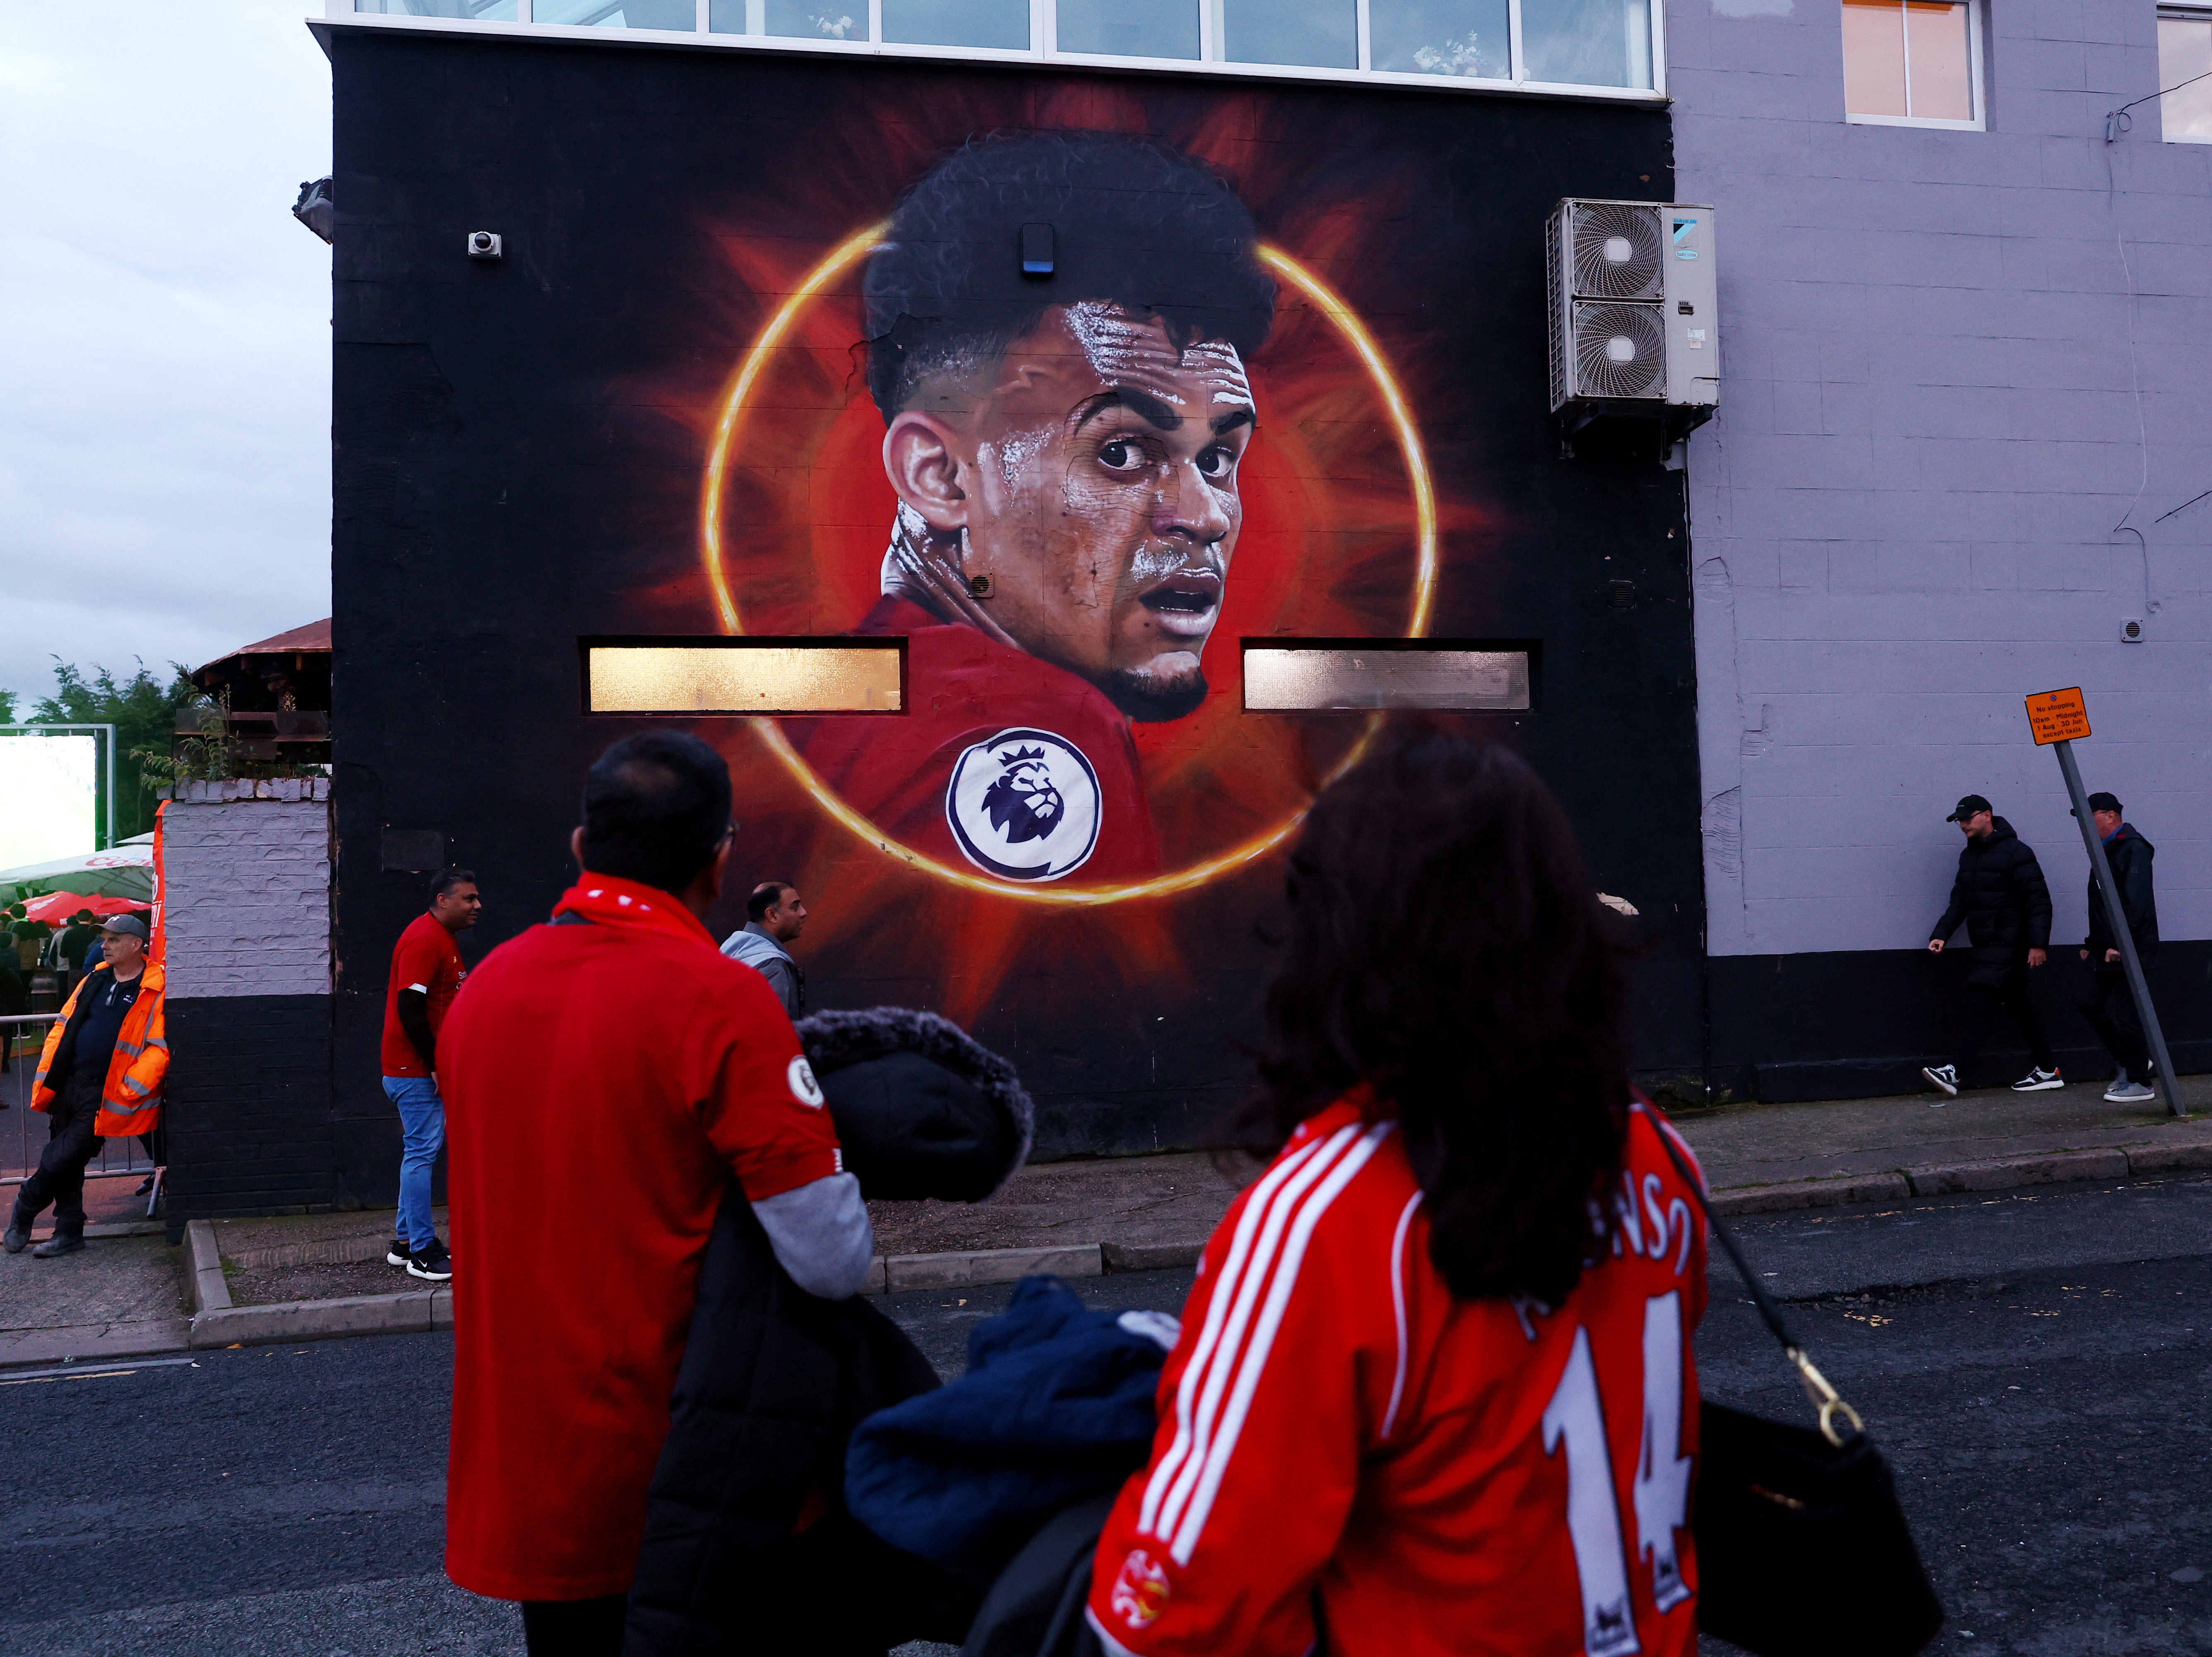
[{"xmin": 1656, "ymin": 1130, "xmax": 1945, "ymax": 1657}]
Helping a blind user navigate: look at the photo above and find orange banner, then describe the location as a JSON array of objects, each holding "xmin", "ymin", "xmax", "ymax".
[{"xmin": 150, "ymin": 798, "xmax": 166, "ymax": 966}]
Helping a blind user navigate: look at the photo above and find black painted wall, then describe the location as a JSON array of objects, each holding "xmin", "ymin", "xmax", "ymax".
[
  {"xmin": 326, "ymin": 29, "xmax": 1702, "ymax": 1188},
  {"xmin": 163, "ymin": 995, "xmax": 338, "ymax": 1233},
  {"xmin": 1710, "ymin": 942, "xmax": 2212, "ymax": 1105}
]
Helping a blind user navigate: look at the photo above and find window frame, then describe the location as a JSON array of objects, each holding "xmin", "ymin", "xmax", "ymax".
[
  {"xmin": 1841, "ymin": 0, "xmax": 1985, "ymax": 132},
  {"xmin": 326, "ymin": 0, "xmax": 1669, "ymax": 104},
  {"xmin": 2156, "ymin": 6, "xmax": 2212, "ymax": 145},
  {"xmin": 579, "ymin": 636, "xmax": 908, "ymax": 717},
  {"xmin": 1239, "ymin": 638, "xmax": 1540, "ymax": 713}
]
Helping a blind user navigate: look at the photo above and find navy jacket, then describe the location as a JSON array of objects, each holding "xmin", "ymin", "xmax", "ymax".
[
  {"xmin": 2086, "ymin": 824, "xmax": 2159, "ymax": 964},
  {"xmin": 845, "ymin": 1275, "xmax": 1177, "ymax": 1576}
]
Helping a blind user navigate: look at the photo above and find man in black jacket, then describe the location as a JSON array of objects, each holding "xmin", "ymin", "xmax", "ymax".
[
  {"xmin": 1924, "ymin": 794, "xmax": 2060, "ymax": 1099},
  {"xmin": 2073, "ymin": 791, "xmax": 2160, "ymax": 1105}
]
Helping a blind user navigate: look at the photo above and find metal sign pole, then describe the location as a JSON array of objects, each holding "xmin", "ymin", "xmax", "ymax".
[{"xmin": 2052, "ymin": 738, "xmax": 2183, "ymax": 1119}]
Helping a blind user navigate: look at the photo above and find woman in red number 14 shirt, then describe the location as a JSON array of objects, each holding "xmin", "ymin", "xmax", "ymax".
[{"xmin": 1087, "ymin": 734, "xmax": 1708, "ymax": 1657}]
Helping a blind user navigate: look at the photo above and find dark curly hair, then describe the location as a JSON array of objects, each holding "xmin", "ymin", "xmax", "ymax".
[
  {"xmin": 863, "ymin": 129, "xmax": 1276, "ymax": 421},
  {"xmin": 1228, "ymin": 732, "xmax": 1630, "ymax": 1307}
]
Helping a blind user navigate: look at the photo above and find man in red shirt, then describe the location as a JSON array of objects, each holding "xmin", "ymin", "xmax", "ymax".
[
  {"xmin": 438, "ymin": 732, "xmax": 873, "ymax": 1657},
  {"xmin": 380, "ymin": 868, "xmax": 480, "ymax": 1282}
]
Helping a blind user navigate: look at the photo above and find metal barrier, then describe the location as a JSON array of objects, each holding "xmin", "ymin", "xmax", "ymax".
[{"xmin": 0, "ymin": 1013, "xmax": 160, "ymax": 1214}]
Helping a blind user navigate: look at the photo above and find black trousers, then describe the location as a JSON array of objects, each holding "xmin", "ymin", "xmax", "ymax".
[
  {"xmin": 2079, "ymin": 966, "xmax": 2149, "ymax": 1076},
  {"xmin": 520, "ymin": 1595, "xmax": 626, "ymax": 1657},
  {"xmin": 1955, "ymin": 963, "xmax": 2054, "ymax": 1077},
  {"xmin": 16, "ymin": 1073, "xmax": 103, "ymax": 1232}
]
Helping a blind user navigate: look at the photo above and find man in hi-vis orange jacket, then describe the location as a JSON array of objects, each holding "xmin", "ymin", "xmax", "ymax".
[{"xmin": 6, "ymin": 914, "xmax": 167, "ymax": 1258}]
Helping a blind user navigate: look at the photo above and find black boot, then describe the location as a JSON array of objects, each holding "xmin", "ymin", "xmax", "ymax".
[
  {"xmin": 2, "ymin": 1202, "xmax": 31, "ymax": 1255},
  {"xmin": 31, "ymin": 1228, "xmax": 85, "ymax": 1259}
]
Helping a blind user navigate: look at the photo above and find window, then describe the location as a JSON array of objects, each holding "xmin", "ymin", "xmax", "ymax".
[
  {"xmin": 884, "ymin": 0, "xmax": 1030, "ymax": 50},
  {"xmin": 2158, "ymin": 10, "xmax": 2212, "ymax": 142},
  {"xmin": 1841, "ymin": 0, "xmax": 1981, "ymax": 128},
  {"xmin": 355, "ymin": 0, "xmax": 519, "ymax": 15},
  {"xmin": 536, "ymin": 0, "xmax": 693, "ymax": 24},
  {"xmin": 1058, "ymin": 0, "xmax": 1203, "ymax": 59},
  {"xmin": 1224, "ymin": 0, "xmax": 1358, "ymax": 70},
  {"xmin": 1370, "ymin": 0, "xmax": 1510, "ymax": 79},
  {"xmin": 585, "ymin": 641, "xmax": 904, "ymax": 714},
  {"xmin": 351, "ymin": 0, "xmax": 1663, "ymax": 95},
  {"xmin": 1241, "ymin": 643, "xmax": 1533, "ymax": 710},
  {"xmin": 1522, "ymin": 0, "xmax": 1654, "ymax": 91}
]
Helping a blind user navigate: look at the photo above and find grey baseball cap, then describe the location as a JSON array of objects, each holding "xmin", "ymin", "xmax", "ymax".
[{"xmin": 99, "ymin": 914, "xmax": 149, "ymax": 941}]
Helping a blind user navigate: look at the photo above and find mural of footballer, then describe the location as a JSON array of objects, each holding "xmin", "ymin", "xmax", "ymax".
[{"xmin": 792, "ymin": 131, "xmax": 1276, "ymax": 885}]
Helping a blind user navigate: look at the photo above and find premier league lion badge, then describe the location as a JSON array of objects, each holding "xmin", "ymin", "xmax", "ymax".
[{"xmin": 945, "ymin": 727, "xmax": 1102, "ymax": 882}]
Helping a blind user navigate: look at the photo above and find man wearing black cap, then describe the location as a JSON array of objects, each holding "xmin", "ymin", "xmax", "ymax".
[
  {"xmin": 2073, "ymin": 792, "xmax": 2160, "ymax": 1105},
  {"xmin": 7, "ymin": 914, "xmax": 167, "ymax": 1256},
  {"xmin": 1923, "ymin": 794, "xmax": 2060, "ymax": 1099}
]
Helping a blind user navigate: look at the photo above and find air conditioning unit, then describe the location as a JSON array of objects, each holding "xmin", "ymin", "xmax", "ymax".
[{"xmin": 1547, "ymin": 199, "xmax": 1718, "ymax": 433}]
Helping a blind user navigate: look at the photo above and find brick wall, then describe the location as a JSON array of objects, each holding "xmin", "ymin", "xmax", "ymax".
[{"xmin": 163, "ymin": 779, "xmax": 333, "ymax": 997}]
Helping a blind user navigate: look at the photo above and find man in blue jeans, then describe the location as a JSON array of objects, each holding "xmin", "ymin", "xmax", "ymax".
[{"xmin": 380, "ymin": 869, "xmax": 481, "ymax": 1281}]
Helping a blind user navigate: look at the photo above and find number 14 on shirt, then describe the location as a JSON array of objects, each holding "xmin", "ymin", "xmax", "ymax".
[{"xmin": 1540, "ymin": 1291, "xmax": 1696, "ymax": 1657}]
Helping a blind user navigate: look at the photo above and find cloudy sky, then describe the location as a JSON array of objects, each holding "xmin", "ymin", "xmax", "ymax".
[{"xmin": 1, "ymin": 3, "xmax": 332, "ymax": 705}]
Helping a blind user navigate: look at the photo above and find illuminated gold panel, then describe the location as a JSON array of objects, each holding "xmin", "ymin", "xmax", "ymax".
[
  {"xmin": 588, "ymin": 645, "xmax": 902, "ymax": 714},
  {"xmin": 1243, "ymin": 646, "xmax": 1530, "ymax": 711}
]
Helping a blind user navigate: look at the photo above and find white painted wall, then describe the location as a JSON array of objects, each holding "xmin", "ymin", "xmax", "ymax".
[
  {"xmin": 1673, "ymin": 0, "xmax": 2212, "ymax": 957},
  {"xmin": 162, "ymin": 780, "xmax": 333, "ymax": 998}
]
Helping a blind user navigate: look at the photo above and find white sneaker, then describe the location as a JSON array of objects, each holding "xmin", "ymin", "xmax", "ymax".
[
  {"xmin": 1923, "ymin": 1063, "xmax": 1959, "ymax": 1100},
  {"xmin": 2105, "ymin": 1080, "xmax": 2157, "ymax": 1104},
  {"xmin": 2011, "ymin": 1067, "xmax": 2065, "ymax": 1092}
]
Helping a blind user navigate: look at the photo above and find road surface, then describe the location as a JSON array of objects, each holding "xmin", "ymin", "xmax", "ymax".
[{"xmin": 2, "ymin": 1175, "xmax": 2208, "ymax": 1655}]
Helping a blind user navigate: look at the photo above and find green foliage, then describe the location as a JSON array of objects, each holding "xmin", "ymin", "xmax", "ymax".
[
  {"xmin": 131, "ymin": 681, "xmax": 309, "ymax": 792},
  {"xmin": 0, "ymin": 687, "xmax": 17, "ymax": 725},
  {"xmin": 29, "ymin": 659, "xmax": 197, "ymax": 842},
  {"xmin": 130, "ymin": 686, "xmax": 319, "ymax": 795}
]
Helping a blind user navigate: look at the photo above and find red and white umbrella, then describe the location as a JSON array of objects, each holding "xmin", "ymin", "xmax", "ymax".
[{"xmin": 19, "ymin": 891, "xmax": 143, "ymax": 925}]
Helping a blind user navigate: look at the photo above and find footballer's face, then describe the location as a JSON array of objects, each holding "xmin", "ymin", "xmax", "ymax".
[{"xmin": 883, "ymin": 302, "xmax": 1256, "ymax": 721}]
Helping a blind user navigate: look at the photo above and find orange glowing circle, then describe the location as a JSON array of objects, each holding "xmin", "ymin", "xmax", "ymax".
[{"xmin": 698, "ymin": 230, "xmax": 1439, "ymax": 907}]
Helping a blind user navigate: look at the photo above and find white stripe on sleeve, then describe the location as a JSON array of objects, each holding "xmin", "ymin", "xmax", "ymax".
[
  {"xmin": 1170, "ymin": 1123, "xmax": 1393, "ymax": 1565},
  {"xmin": 1379, "ymin": 1188, "xmax": 1423, "ymax": 1442},
  {"xmin": 1153, "ymin": 1123, "xmax": 1366, "ymax": 1547},
  {"xmin": 1137, "ymin": 1129, "xmax": 1340, "ymax": 1536}
]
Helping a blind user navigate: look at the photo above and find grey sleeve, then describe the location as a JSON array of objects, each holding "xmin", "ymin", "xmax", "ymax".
[
  {"xmin": 756, "ymin": 956, "xmax": 799, "ymax": 1017},
  {"xmin": 750, "ymin": 1171, "xmax": 875, "ymax": 1300}
]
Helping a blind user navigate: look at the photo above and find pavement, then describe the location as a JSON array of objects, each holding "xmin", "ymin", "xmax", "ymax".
[
  {"xmin": 2, "ymin": 1071, "xmax": 2208, "ymax": 1368},
  {"xmin": 5, "ymin": 1174, "xmax": 2212, "ymax": 1654}
]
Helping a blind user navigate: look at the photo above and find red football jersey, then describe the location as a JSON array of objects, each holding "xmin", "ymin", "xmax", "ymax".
[
  {"xmin": 439, "ymin": 876, "xmax": 845, "ymax": 1602},
  {"xmin": 379, "ymin": 911, "xmax": 465, "ymax": 1077},
  {"xmin": 1088, "ymin": 1096, "xmax": 1707, "ymax": 1657},
  {"xmin": 788, "ymin": 597, "xmax": 1161, "ymax": 886}
]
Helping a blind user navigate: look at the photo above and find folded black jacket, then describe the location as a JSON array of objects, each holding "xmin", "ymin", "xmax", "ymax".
[{"xmin": 623, "ymin": 1007, "xmax": 1032, "ymax": 1657}]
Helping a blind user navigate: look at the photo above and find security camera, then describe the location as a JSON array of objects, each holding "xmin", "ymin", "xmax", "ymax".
[{"xmin": 467, "ymin": 231, "xmax": 503, "ymax": 261}]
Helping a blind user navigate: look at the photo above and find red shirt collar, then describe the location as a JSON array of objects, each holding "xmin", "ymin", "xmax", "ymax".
[{"xmin": 551, "ymin": 874, "xmax": 716, "ymax": 948}]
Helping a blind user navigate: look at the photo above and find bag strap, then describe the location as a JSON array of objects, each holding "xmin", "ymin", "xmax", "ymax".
[{"xmin": 1649, "ymin": 1113, "xmax": 1866, "ymax": 1447}]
